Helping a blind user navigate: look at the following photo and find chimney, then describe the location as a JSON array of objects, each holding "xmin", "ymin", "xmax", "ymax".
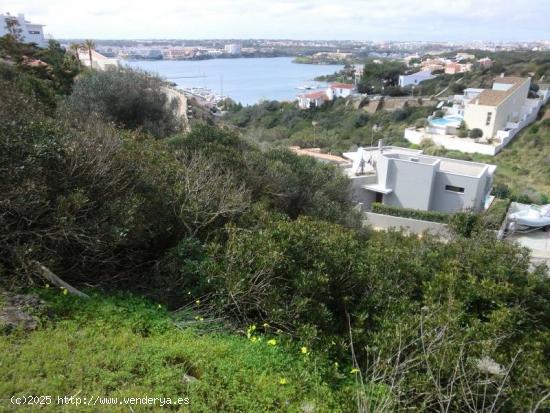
[{"xmin": 378, "ymin": 139, "xmax": 383, "ymax": 153}]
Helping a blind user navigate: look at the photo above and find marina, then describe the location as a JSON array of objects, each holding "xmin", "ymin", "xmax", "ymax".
[{"xmin": 126, "ymin": 57, "xmax": 343, "ymax": 105}]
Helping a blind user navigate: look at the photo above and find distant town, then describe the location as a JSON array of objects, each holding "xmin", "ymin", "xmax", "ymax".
[{"xmin": 62, "ymin": 38, "xmax": 550, "ymax": 62}]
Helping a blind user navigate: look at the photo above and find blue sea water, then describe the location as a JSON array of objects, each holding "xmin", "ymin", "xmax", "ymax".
[{"xmin": 125, "ymin": 57, "xmax": 343, "ymax": 105}]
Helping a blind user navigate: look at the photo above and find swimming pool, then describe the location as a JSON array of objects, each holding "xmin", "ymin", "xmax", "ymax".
[{"xmin": 430, "ymin": 115, "xmax": 463, "ymax": 127}]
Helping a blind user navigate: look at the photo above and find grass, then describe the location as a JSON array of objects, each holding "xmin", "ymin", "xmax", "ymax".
[{"xmin": 0, "ymin": 290, "xmax": 355, "ymax": 412}]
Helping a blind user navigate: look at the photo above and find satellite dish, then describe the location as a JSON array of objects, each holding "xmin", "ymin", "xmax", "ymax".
[{"xmin": 351, "ymin": 148, "xmax": 374, "ymax": 175}]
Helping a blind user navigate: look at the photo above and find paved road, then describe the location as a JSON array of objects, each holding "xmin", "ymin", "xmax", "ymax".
[{"xmin": 507, "ymin": 230, "xmax": 550, "ymax": 268}]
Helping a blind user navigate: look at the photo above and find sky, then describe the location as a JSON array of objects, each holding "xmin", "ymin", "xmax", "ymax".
[{"xmin": 3, "ymin": 0, "xmax": 550, "ymax": 41}]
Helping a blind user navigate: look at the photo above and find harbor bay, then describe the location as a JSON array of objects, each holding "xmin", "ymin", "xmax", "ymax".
[{"xmin": 126, "ymin": 57, "xmax": 343, "ymax": 105}]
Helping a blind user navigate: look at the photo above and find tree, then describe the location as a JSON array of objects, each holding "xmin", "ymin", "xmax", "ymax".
[
  {"xmin": 457, "ymin": 120, "xmax": 468, "ymax": 137},
  {"xmin": 69, "ymin": 43, "xmax": 82, "ymax": 70},
  {"xmin": 83, "ymin": 39, "xmax": 95, "ymax": 69},
  {"xmin": 4, "ymin": 14, "xmax": 23, "ymax": 42},
  {"xmin": 63, "ymin": 68, "xmax": 183, "ymax": 138}
]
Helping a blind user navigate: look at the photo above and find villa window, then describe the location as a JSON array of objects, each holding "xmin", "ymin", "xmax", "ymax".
[
  {"xmin": 445, "ymin": 185, "xmax": 464, "ymax": 193},
  {"xmin": 28, "ymin": 30, "xmax": 40, "ymax": 34},
  {"xmin": 485, "ymin": 112, "xmax": 492, "ymax": 126}
]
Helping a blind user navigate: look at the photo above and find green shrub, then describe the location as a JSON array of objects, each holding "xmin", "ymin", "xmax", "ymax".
[
  {"xmin": 448, "ymin": 211, "xmax": 482, "ymax": 237},
  {"xmin": 370, "ymin": 202, "xmax": 451, "ymax": 223},
  {"xmin": 63, "ymin": 67, "xmax": 182, "ymax": 138},
  {"xmin": 204, "ymin": 211, "xmax": 550, "ymax": 411},
  {"xmin": 481, "ymin": 198, "xmax": 511, "ymax": 230},
  {"xmin": 469, "ymin": 128, "xmax": 483, "ymax": 138}
]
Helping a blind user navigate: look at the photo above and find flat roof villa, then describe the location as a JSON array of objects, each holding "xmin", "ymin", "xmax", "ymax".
[
  {"xmin": 0, "ymin": 13, "xmax": 47, "ymax": 47},
  {"xmin": 343, "ymin": 142, "xmax": 496, "ymax": 213},
  {"xmin": 404, "ymin": 76, "xmax": 550, "ymax": 155}
]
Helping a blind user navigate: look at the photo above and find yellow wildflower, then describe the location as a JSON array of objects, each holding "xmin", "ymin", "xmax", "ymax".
[
  {"xmin": 279, "ymin": 378, "xmax": 287, "ymax": 385},
  {"xmin": 267, "ymin": 339, "xmax": 277, "ymax": 346},
  {"xmin": 246, "ymin": 324, "xmax": 257, "ymax": 339},
  {"xmin": 195, "ymin": 299, "xmax": 201, "ymax": 305},
  {"xmin": 301, "ymin": 346, "xmax": 308, "ymax": 354},
  {"xmin": 350, "ymin": 368, "xmax": 360, "ymax": 374},
  {"xmin": 62, "ymin": 288, "xmax": 68, "ymax": 296}
]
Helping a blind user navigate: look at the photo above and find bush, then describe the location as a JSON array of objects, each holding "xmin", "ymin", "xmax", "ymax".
[
  {"xmin": 482, "ymin": 198, "xmax": 511, "ymax": 230},
  {"xmin": 448, "ymin": 211, "xmax": 482, "ymax": 237},
  {"xmin": 415, "ymin": 118, "xmax": 427, "ymax": 129},
  {"xmin": 434, "ymin": 110, "xmax": 444, "ymax": 118},
  {"xmin": 205, "ymin": 212, "xmax": 550, "ymax": 411},
  {"xmin": 469, "ymin": 128, "xmax": 483, "ymax": 138},
  {"xmin": 391, "ymin": 108, "xmax": 408, "ymax": 121},
  {"xmin": 244, "ymin": 148, "xmax": 358, "ymax": 225},
  {"xmin": 370, "ymin": 202, "xmax": 450, "ymax": 223},
  {"xmin": 63, "ymin": 67, "xmax": 183, "ymax": 138}
]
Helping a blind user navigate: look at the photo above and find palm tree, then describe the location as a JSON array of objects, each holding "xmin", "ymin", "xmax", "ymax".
[
  {"xmin": 69, "ymin": 43, "xmax": 82, "ymax": 69},
  {"xmin": 83, "ymin": 39, "xmax": 95, "ymax": 69}
]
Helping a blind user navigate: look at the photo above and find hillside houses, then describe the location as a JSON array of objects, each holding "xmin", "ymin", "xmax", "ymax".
[
  {"xmin": 404, "ymin": 75, "xmax": 550, "ymax": 155},
  {"xmin": 297, "ymin": 83, "xmax": 355, "ymax": 109},
  {"xmin": 398, "ymin": 70, "xmax": 436, "ymax": 87}
]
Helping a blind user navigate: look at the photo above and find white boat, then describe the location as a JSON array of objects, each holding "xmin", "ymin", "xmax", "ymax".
[{"xmin": 508, "ymin": 203, "xmax": 550, "ymax": 228}]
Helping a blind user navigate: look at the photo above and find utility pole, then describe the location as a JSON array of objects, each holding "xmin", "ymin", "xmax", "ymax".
[{"xmin": 312, "ymin": 121, "xmax": 318, "ymax": 147}]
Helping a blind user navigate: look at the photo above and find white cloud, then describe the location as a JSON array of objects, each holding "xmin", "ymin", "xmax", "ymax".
[{"xmin": 2, "ymin": 0, "xmax": 549, "ymax": 40}]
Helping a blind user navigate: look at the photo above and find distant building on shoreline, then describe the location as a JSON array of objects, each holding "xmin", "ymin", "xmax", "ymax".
[
  {"xmin": 224, "ymin": 44, "xmax": 241, "ymax": 55},
  {"xmin": 0, "ymin": 13, "xmax": 47, "ymax": 47}
]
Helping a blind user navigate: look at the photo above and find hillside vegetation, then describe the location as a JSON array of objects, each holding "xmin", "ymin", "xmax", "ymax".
[
  {"xmin": 1, "ymin": 36, "xmax": 550, "ymax": 412},
  {"xmin": 224, "ymin": 98, "xmax": 434, "ymax": 153}
]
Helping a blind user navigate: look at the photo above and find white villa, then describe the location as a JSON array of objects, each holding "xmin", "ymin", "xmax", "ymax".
[
  {"xmin": 343, "ymin": 142, "xmax": 496, "ymax": 213},
  {"xmin": 78, "ymin": 49, "xmax": 120, "ymax": 71},
  {"xmin": 398, "ymin": 70, "xmax": 436, "ymax": 88},
  {"xmin": 297, "ymin": 83, "xmax": 355, "ymax": 109},
  {"xmin": 0, "ymin": 13, "xmax": 47, "ymax": 47},
  {"xmin": 405, "ymin": 75, "xmax": 550, "ymax": 155}
]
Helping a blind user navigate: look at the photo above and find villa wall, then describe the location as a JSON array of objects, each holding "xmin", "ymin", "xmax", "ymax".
[
  {"xmin": 350, "ymin": 175, "xmax": 378, "ymax": 209},
  {"xmin": 463, "ymin": 103, "xmax": 495, "ymax": 138},
  {"xmin": 430, "ymin": 172, "xmax": 484, "ymax": 212},
  {"xmin": 492, "ymin": 80, "xmax": 531, "ymax": 134},
  {"xmin": 384, "ymin": 159, "xmax": 436, "ymax": 210}
]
